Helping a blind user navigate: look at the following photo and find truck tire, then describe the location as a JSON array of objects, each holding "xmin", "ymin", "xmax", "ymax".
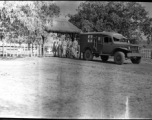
[
  {"xmin": 114, "ymin": 51, "xmax": 125, "ymax": 65},
  {"xmin": 83, "ymin": 49, "xmax": 93, "ymax": 61},
  {"xmin": 101, "ymin": 55, "xmax": 109, "ymax": 62},
  {"xmin": 131, "ymin": 57, "xmax": 141, "ymax": 64}
]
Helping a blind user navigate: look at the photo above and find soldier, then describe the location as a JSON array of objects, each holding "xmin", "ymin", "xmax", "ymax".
[
  {"xmin": 62, "ymin": 37, "xmax": 67, "ymax": 57},
  {"xmin": 58, "ymin": 36, "xmax": 64, "ymax": 58},
  {"xmin": 72, "ymin": 38, "xmax": 78, "ymax": 58},
  {"xmin": 68, "ymin": 38, "xmax": 73, "ymax": 58},
  {"xmin": 55, "ymin": 36, "xmax": 59, "ymax": 57},
  {"xmin": 52, "ymin": 37, "xmax": 56, "ymax": 57}
]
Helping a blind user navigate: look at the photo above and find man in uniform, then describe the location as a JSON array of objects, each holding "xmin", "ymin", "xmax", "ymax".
[
  {"xmin": 55, "ymin": 36, "xmax": 59, "ymax": 57},
  {"xmin": 72, "ymin": 38, "xmax": 78, "ymax": 58},
  {"xmin": 62, "ymin": 36, "xmax": 67, "ymax": 57},
  {"xmin": 58, "ymin": 37, "xmax": 62, "ymax": 57},
  {"xmin": 67, "ymin": 38, "xmax": 73, "ymax": 58},
  {"xmin": 52, "ymin": 37, "xmax": 56, "ymax": 57}
]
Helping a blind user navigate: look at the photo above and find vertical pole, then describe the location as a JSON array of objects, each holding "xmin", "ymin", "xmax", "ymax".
[
  {"xmin": 40, "ymin": 44, "xmax": 42, "ymax": 57},
  {"xmin": 37, "ymin": 45, "xmax": 38, "ymax": 57},
  {"xmin": 39, "ymin": 44, "xmax": 41, "ymax": 57},
  {"xmin": 33, "ymin": 44, "xmax": 35, "ymax": 57},
  {"xmin": 30, "ymin": 44, "xmax": 32, "ymax": 57},
  {"xmin": 23, "ymin": 44, "xmax": 25, "ymax": 57},
  {"xmin": 17, "ymin": 44, "xmax": 18, "ymax": 57},
  {"xmin": 2, "ymin": 39, "xmax": 4, "ymax": 57},
  {"xmin": 5, "ymin": 43, "xmax": 8, "ymax": 57},
  {"xmin": 13, "ymin": 43, "xmax": 14, "ymax": 57}
]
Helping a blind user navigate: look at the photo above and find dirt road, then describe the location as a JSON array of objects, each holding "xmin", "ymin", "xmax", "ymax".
[{"xmin": 0, "ymin": 56, "xmax": 152, "ymax": 118}]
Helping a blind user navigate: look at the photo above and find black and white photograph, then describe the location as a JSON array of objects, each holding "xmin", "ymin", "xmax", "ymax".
[{"xmin": 0, "ymin": 1, "xmax": 152, "ymax": 119}]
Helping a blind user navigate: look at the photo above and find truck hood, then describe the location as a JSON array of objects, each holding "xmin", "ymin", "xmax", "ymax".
[{"xmin": 113, "ymin": 42, "xmax": 139, "ymax": 47}]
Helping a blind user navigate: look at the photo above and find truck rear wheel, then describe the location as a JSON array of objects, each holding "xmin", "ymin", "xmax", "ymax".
[
  {"xmin": 131, "ymin": 57, "xmax": 141, "ymax": 64},
  {"xmin": 114, "ymin": 51, "xmax": 125, "ymax": 65},
  {"xmin": 83, "ymin": 49, "xmax": 93, "ymax": 61},
  {"xmin": 100, "ymin": 55, "xmax": 109, "ymax": 62}
]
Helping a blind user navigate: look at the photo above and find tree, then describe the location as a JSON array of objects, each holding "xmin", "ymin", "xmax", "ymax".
[
  {"xmin": 68, "ymin": 1, "xmax": 151, "ymax": 41},
  {"xmin": 141, "ymin": 18, "xmax": 152, "ymax": 44},
  {"xmin": 0, "ymin": 2, "xmax": 15, "ymax": 56},
  {"xmin": 0, "ymin": 1, "xmax": 60, "ymax": 56},
  {"xmin": 18, "ymin": 1, "xmax": 60, "ymax": 55}
]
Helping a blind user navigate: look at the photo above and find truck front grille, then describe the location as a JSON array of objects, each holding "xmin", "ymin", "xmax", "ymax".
[{"xmin": 130, "ymin": 46, "xmax": 138, "ymax": 53}]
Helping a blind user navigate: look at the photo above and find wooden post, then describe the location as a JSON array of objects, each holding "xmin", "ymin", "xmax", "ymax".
[
  {"xmin": 32, "ymin": 45, "xmax": 35, "ymax": 57},
  {"xmin": 9, "ymin": 42, "xmax": 11, "ymax": 57},
  {"xmin": 13, "ymin": 43, "xmax": 14, "ymax": 57},
  {"xmin": 38, "ymin": 45, "xmax": 39, "ymax": 57},
  {"xmin": 36, "ymin": 45, "xmax": 38, "ymax": 56},
  {"xmin": 16, "ymin": 44, "xmax": 18, "ymax": 57},
  {"xmin": 5, "ymin": 44, "xmax": 8, "ymax": 57},
  {"xmin": 23, "ymin": 44, "xmax": 25, "ymax": 56},
  {"xmin": 2, "ymin": 39, "xmax": 4, "ymax": 57},
  {"xmin": 30, "ymin": 44, "xmax": 32, "ymax": 57},
  {"xmin": 39, "ymin": 44, "xmax": 41, "ymax": 57},
  {"xmin": 36, "ymin": 44, "xmax": 39, "ymax": 57}
]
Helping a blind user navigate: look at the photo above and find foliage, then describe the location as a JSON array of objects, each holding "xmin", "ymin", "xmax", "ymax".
[
  {"xmin": 68, "ymin": 1, "xmax": 151, "ymax": 41},
  {"xmin": 0, "ymin": 1, "xmax": 60, "ymax": 44}
]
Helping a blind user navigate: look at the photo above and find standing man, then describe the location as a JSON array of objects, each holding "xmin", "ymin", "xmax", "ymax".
[
  {"xmin": 58, "ymin": 38, "xmax": 62, "ymax": 57},
  {"xmin": 67, "ymin": 38, "xmax": 73, "ymax": 58},
  {"xmin": 52, "ymin": 37, "xmax": 56, "ymax": 57},
  {"xmin": 62, "ymin": 37, "xmax": 67, "ymax": 57},
  {"xmin": 72, "ymin": 38, "xmax": 78, "ymax": 58},
  {"xmin": 55, "ymin": 36, "xmax": 59, "ymax": 57}
]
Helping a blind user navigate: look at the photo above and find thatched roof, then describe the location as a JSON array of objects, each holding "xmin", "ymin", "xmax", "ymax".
[{"xmin": 45, "ymin": 18, "xmax": 82, "ymax": 34}]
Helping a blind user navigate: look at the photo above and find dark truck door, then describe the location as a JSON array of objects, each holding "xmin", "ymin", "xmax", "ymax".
[
  {"xmin": 102, "ymin": 36, "xmax": 113, "ymax": 54},
  {"xmin": 97, "ymin": 36, "xmax": 103, "ymax": 54},
  {"xmin": 93, "ymin": 35, "xmax": 103, "ymax": 54}
]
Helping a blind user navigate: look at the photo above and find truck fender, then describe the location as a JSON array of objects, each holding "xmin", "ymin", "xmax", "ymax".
[
  {"xmin": 112, "ymin": 48, "xmax": 131, "ymax": 56},
  {"xmin": 82, "ymin": 47, "xmax": 93, "ymax": 53}
]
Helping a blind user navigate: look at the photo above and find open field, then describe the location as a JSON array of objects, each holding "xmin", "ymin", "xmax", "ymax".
[{"xmin": 0, "ymin": 56, "xmax": 152, "ymax": 118}]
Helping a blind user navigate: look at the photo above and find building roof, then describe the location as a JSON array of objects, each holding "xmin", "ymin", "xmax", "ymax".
[{"xmin": 45, "ymin": 18, "xmax": 82, "ymax": 34}]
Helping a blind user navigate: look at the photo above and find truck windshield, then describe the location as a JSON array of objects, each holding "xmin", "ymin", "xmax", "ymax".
[{"xmin": 113, "ymin": 37, "xmax": 128, "ymax": 43}]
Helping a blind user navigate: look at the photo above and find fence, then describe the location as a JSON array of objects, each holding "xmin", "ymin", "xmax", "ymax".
[
  {"xmin": 0, "ymin": 43, "xmax": 152, "ymax": 59},
  {"xmin": 140, "ymin": 48, "xmax": 152, "ymax": 59},
  {"xmin": 0, "ymin": 43, "xmax": 54, "ymax": 57}
]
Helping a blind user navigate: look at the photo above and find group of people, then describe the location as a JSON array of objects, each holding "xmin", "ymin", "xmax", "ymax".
[{"xmin": 52, "ymin": 35, "xmax": 79, "ymax": 58}]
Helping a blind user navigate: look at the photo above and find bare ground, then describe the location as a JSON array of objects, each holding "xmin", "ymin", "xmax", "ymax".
[{"xmin": 0, "ymin": 56, "xmax": 152, "ymax": 119}]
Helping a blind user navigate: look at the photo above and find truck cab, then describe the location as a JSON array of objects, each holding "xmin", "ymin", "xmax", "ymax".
[{"xmin": 79, "ymin": 32, "xmax": 142, "ymax": 65}]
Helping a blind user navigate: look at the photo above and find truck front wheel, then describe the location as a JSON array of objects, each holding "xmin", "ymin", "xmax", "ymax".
[
  {"xmin": 114, "ymin": 51, "xmax": 125, "ymax": 65},
  {"xmin": 101, "ymin": 55, "xmax": 109, "ymax": 62},
  {"xmin": 131, "ymin": 57, "xmax": 141, "ymax": 64},
  {"xmin": 83, "ymin": 49, "xmax": 93, "ymax": 61}
]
